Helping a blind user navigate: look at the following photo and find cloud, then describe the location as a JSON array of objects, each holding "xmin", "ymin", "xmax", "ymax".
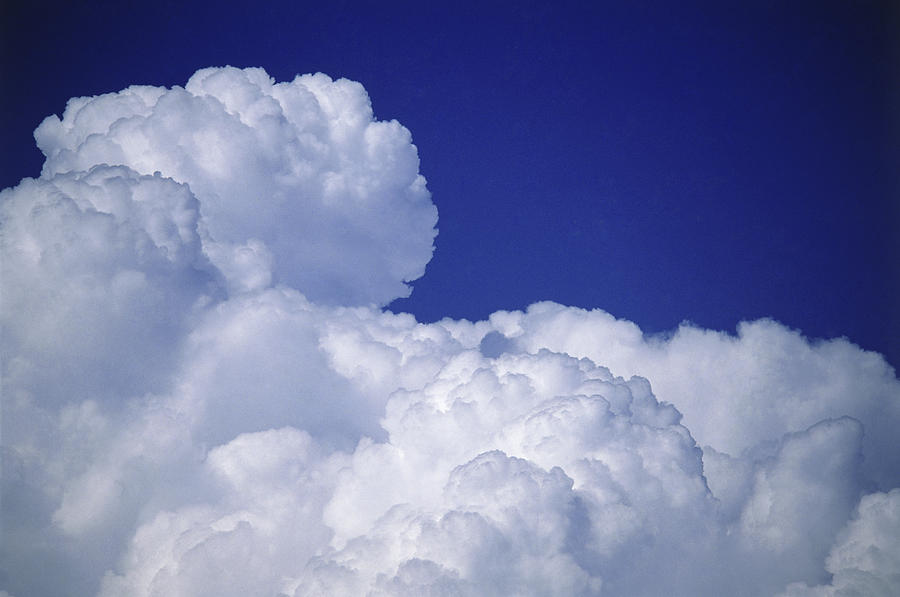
[
  {"xmin": 0, "ymin": 166, "xmax": 213, "ymax": 406},
  {"xmin": 2, "ymin": 66, "xmax": 899, "ymax": 597},
  {"xmin": 33, "ymin": 66, "xmax": 437, "ymax": 306},
  {"xmin": 777, "ymin": 489, "xmax": 900, "ymax": 597},
  {"xmin": 502, "ymin": 302, "xmax": 900, "ymax": 489}
]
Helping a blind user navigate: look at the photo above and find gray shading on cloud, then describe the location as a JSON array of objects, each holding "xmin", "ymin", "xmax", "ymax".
[{"xmin": 1, "ymin": 66, "xmax": 898, "ymax": 597}]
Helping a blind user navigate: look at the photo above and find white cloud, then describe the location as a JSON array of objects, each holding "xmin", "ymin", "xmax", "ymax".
[
  {"xmin": 777, "ymin": 489, "xmax": 900, "ymax": 597},
  {"xmin": 0, "ymin": 166, "xmax": 213, "ymax": 407},
  {"xmin": 2, "ymin": 67, "xmax": 899, "ymax": 597},
  {"xmin": 504, "ymin": 302, "xmax": 900, "ymax": 489},
  {"xmin": 34, "ymin": 66, "xmax": 437, "ymax": 307}
]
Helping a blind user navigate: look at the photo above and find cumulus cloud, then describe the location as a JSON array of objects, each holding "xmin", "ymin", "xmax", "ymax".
[
  {"xmin": 777, "ymin": 489, "xmax": 900, "ymax": 597},
  {"xmin": 0, "ymin": 165, "xmax": 213, "ymax": 405},
  {"xmin": 1, "ymin": 66, "xmax": 899, "ymax": 597},
  {"xmin": 501, "ymin": 302, "xmax": 900, "ymax": 489},
  {"xmin": 33, "ymin": 66, "xmax": 437, "ymax": 306}
]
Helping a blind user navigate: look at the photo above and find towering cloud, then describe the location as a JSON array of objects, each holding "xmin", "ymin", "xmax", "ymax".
[
  {"xmin": 33, "ymin": 67, "xmax": 437, "ymax": 305},
  {"xmin": 1, "ymin": 67, "xmax": 898, "ymax": 597}
]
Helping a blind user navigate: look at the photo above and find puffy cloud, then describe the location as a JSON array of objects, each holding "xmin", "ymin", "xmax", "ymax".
[
  {"xmin": 34, "ymin": 66, "xmax": 437, "ymax": 306},
  {"xmin": 97, "ymin": 427, "xmax": 340, "ymax": 597},
  {"xmin": 0, "ymin": 165, "xmax": 213, "ymax": 407},
  {"xmin": 502, "ymin": 302, "xmax": 900, "ymax": 489},
  {"xmin": 2, "ymin": 67, "xmax": 899, "ymax": 597},
  {"xmin": 777, "ymin": 489, "xmax": 900, "ymax": 597}
]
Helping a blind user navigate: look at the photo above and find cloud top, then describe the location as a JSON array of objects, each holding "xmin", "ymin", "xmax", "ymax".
[{"xmin": 34, "ymin": 66, "xmax": 438, "ymax": 306}]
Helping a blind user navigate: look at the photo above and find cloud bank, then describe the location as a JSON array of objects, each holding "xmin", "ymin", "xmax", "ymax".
[{"xmin": 2, "ymin": 66, "xmax": 898, "ymax": 597}]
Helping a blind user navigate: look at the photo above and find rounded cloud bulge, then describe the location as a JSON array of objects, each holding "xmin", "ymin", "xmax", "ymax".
[
  {"xmin": 33, "ymin": 66, "xmax": 438, "ymax": 306},
  {"xmin": 2, "ymin": 67, "xmax": 900, "ymax": 597}
]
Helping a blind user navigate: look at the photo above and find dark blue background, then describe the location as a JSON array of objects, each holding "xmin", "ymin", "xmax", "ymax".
[{"xmin": 3, "ymin": 0, "xmax": 897, "ymax": 367}]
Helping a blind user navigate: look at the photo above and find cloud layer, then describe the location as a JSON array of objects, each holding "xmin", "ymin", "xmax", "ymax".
[{"xmin": 2, "ymin": 67, "xmax": 898, "ymax": 597}]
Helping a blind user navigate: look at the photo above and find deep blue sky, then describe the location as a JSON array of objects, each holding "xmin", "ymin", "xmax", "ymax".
[{"xmin": 2, "ymin": 0, "xmax": 898, "ymax": 368}]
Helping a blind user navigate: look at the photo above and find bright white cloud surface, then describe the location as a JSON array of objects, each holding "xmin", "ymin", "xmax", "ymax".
[{"xmin": 1, "ymin": 67, "xmax": 898, "ymax": 597}]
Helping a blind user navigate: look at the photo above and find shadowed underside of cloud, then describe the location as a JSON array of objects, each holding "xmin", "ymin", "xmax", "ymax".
[{"xmin": 1, "ymin": 67, "xmax": 898, "ymax": 597}]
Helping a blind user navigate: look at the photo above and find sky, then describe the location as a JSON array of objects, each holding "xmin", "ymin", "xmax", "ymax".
[{"xmin": 1, "ymin": 2, "xmax": 899, "ymax": 596}]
